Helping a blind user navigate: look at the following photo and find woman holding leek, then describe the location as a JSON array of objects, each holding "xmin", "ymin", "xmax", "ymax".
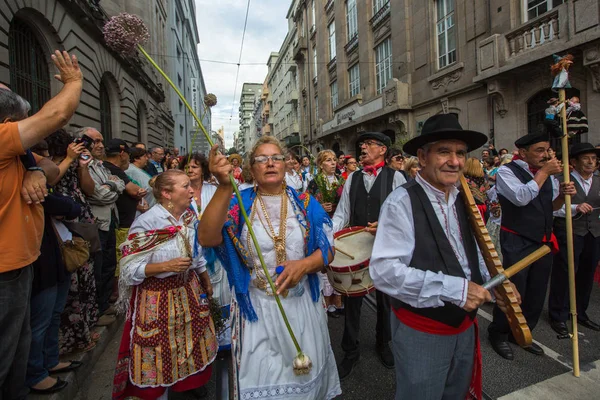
[{"xmin": 198, "ymin": 136, "xmax": 341, "ymax": 399}]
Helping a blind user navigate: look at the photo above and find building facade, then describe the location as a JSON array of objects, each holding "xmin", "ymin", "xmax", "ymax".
[
  {"xmin": 266, "ymin": 2, "xmax": 302, "ymax": 152},
  {"xmin": 168, "ymin": 0, "xmax": 211, "ymax": 155},
  {"xmin": 2, "ymin": 0, "xmax": 176, "ymax": 147},
  {"xmin": 237, "ymin": 82, "xmax": 262, "ymax": 154},
  {"xmin": 290, "ymin": 0, "xmax": 600, "ymax": 157}
]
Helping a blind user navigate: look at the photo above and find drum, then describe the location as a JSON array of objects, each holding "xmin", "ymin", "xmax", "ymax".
[{"xmin": 326, "ymin": 226, "xmax": 375, "ymax": 297}]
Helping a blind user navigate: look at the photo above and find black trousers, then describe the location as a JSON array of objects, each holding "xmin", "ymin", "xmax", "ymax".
[
  {"xmin": 97, "ymin": 217, "xmax": 117, "ymax": 315},
  {"xmin": 341, "ymin": 289, "xmax": 391, "ymax": 359},
  {"xmin": 549, "ymin": 231, "xmax": 600, "ymax": 322},
  {"xmin": 488, "ymin": 231, "xmax": 553, "ymax": 341}
]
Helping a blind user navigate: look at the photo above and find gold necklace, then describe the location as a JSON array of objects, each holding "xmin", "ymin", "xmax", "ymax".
[{"xmin": 256, "ymin": 193, "xmax": 288, "ymax": 266}]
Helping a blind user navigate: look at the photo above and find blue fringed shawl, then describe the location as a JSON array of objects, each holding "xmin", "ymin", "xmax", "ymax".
[{"xmin": 215, "ymin": 187, "xmax": 333, "ymax": 322}]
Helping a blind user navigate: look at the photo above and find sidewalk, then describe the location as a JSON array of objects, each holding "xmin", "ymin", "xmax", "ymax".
[
  {"xmin": 28, "ymin": 318, "xmax": 123, "ymax": 400},
  {"xmin": 499, "ymin": 360, "xmax": 600, "ymax": 400}
]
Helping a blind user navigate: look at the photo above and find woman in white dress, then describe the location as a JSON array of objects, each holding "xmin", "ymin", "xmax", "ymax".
[
  {"xmin": 182, "ymin": 153, "xmax": 232, "ymax": 350},
  {"xmin": 198, "ymin": 136, "xmax": 342, "ymax": 400},
  {"xmin": 284, "ymin": 151, "xmax": 305, "ymax": 193}
]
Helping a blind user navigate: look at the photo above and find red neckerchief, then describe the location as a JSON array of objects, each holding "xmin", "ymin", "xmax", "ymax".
[{"xmin": 363, "ymin": 161, "xmax": 385, "ymax": 176}]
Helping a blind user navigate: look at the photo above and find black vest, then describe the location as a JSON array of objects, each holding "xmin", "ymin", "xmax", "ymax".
[
  {"xmin": 349, "ymin": 166, "xmax": 395, "ymax": 226},
  {"xmin": 391, "ymin": 181, "xmax": 483, "ymax": 327},
  {"xmin": 498, "ymin": 162, "xmax": 554, "ymax": 243},
  {"xmin": 554, "ymin": 174, "xmax": 600, "ymax": 238}
]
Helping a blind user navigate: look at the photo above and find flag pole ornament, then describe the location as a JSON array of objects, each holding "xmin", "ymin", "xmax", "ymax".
[
  {"xmin": 103, "ymin": 13, "xmax": 312, "ymax": 375},
  {"xmin": 550, "ymin": 53, "xmax": 580, "ymax": 377}
]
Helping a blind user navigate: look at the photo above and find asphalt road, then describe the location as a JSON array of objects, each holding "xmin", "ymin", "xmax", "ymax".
[{"xmin": 82, "ymin": 284, "xmax": 600, "ymax": 399}]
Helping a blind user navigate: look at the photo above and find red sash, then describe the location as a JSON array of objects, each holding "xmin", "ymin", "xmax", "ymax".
[
  {"xmin": 393, "ymin": 307, "xmax": 482, "ymax": 400},
  {"xmin": 500, "ymin": 226, "xmax": 559, "ymax": 254}
]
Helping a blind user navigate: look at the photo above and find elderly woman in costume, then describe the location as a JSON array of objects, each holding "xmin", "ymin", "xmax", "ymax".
[
  {"xmin": 182, "ymin": 153, "xmax": 232, "ymax": 351},
  {"xmin": 229, "ymin": 153, "xmax": 244, "ymax": 185},
  {"xmin": 113, "ymin": 169, "xmax": 217, "ymax": 400},
  {"xmin": 198, "ymin": 136, "xmax": 342, "ymax": 399},
  {"xmin": 307, "ymin": 150, "xmax": 346, "ymax": 317}
]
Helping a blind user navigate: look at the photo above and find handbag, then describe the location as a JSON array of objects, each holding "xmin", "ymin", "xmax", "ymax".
[
  {"xmin": 52, "ymin": 221, "xmax": 91, "ymax": 273},
  {"xmin": 62, "ymin": 221, "xmax": 101, "ymax": 253}
]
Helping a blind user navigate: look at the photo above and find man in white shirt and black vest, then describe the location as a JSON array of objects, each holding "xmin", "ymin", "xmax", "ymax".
[
  {"xmin": 332, "ymin": 131, "xmax": 406, "ymax": 379},
  {"xmin": 487, "ymin": 130, "xmax": 576, "ymax": 360},
  {"xmin": 549, "ymin": 142, "xmax": 600, "ymax": 336},
  {"xmin": 371, "ymin": 114, "xmax": 516, "ymax": 399}
]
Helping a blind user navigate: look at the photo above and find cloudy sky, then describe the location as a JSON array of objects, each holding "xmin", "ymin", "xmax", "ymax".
[{"xmin": 195, "ymin": 0, "xmax": 291, "ymax": 148}]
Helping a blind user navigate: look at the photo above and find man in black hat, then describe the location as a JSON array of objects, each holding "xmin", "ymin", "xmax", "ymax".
[
  {"xmin": 332, "ymin": 131, "xmax": 406, "ymax": 378},
  {"xmin": 548, "ymin": 143, "xmax": 600, "ymax": 335},
  {"xmin": 371, "ymin": 114, "xmax": 513, "ymax": 399},
  {"xmin": 487, "ymin": 130, "xmax": 576, "ymax": 360}
]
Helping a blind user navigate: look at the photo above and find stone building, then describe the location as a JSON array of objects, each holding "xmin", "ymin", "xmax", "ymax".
[
  {"xmin": 266, "ymin": 1, "xmax": 303, "ymax": 152},
  {"xmin": 237, "ymin": 82, "xmax": 262, "ymax": 154},
  {"xmin": 290, "ymin": 0, "xmax": 600, "ymax": 157},
  {"xmin": 168, "ymin": 0, "xmax": 211, "ymax": 155},
  {"xmin": 1, "ymin": 0, "xmax": 178, "ymax": 147}
]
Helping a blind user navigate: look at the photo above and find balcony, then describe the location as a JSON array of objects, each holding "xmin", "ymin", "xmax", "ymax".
[
  {"xmin": 286, "ymin": 90, "xmax": 299, "ymax": 104},
  {"xmin": 293, "ymin": 36, "xmax": 308, "ymax": 61},
  {"xmin": 287, "ymin": 62, "xmax": 297, "ymax": 73},
  {"xmin": 290, "ymin": 122, "xmax": 300, "ymax": 135},
  {"xmin": 284, "ymin": 133, "xmax": 301, "ymax": 146},
  {"xmin": 261, "ymin": 88, "xmax": 269, "ymax": 100},
  {"xmin": 325, "ymin": 0, "xmax": 334, "ymax": 14},
  {"xmin": 474, "ymin": 3, "xmax": 600, "ymax": 81},
  {"xmin": 345, "ymin": 33, "xmax": 359, "ymax": 54},
  {"xmin": 370, "ymin": 1, "xmax": 390, "ymax": 30},
  {"xmin": 327, "ymin": 57, "xmax": 337, "ymax": 73}
]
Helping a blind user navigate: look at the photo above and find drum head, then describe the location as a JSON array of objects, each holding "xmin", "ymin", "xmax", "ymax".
[{"xmin": 330, "ymin": 230, "xmax": 374, "ymax": 268}]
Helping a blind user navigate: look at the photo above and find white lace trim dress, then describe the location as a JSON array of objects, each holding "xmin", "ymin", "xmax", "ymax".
[{"xmin": 232, "ymin": 194, "xmax": 341, "ymax": 400}]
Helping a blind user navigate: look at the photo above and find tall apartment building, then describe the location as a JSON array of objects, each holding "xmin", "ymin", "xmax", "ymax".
[
  {"xmin": 291, "ymin": 0, "xmax": 600, "ymax": 156},
  {"xmin": 2, "ymin": 0, "xmax": 175, "ymax": 147},
  {"xmin": 266, "ymin": 2, "xmax": 302, "ymax": 152},
  {"xmin": 169, "ymin": 0, "xmax": 211, "ymax": 155},
  {"xmin": 238, "ymin": 82, "xmax": 263, "ymax": 154},
  {"xmin": 262, "ymin": 53, "xmax": 280, "ymax": 137}
]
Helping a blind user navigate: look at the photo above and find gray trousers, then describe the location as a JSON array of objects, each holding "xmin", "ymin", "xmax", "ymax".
[
  {"xmin": 0, "ymin": 265, "xmax": 33, "ymax": 400},
  {"xmin": 391, "ymin": 313, "xmax": 474, "ymax": 400}
]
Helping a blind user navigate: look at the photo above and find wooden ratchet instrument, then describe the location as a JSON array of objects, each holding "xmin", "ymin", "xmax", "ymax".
[
  {"xmin": 483, "ymin": 245, "xmax": 551, "ymax": 290},
  {"xmin": 459, "ymin": 175, "xmax": 533, "ymax": 347}
]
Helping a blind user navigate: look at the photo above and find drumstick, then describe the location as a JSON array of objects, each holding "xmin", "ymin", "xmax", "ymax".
[
  {"xmin": 334, "ymin": 247, "xmax": 355, "ymax": 260},
  {"xmin": 336, "ymin": 228, "xmax": 366, "ymax": 240}
]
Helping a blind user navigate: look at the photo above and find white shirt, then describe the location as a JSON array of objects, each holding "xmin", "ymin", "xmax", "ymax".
[
  {"xmin": 285, "ymin": 170, "xmax": 304, "ymax": 192},
  {"xmin": 190, "ymin": 183, "xmax": 218, "ymax": 217},
  {"xmin": 121, "ymin": 204, "xmax": 207, "ymax": 286},
  {"xmin": 554, "ymin": 170, "xmax": 594, "ymax": 218},
  {"xmin": 370, "ymin": 173, "xmax": 491, "ymax": 308},
  {"xmin": 332, "ymin": 167, "xmax": 406, "ymax": 232},
  {"xmin": 495, "ymin": 159, "xmax": 559, "ymax": 208}
]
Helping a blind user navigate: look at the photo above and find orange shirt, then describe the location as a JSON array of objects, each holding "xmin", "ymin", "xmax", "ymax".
[{"xmin": 0, "ymin": 122, "xmax": 44, "ymax": 272}]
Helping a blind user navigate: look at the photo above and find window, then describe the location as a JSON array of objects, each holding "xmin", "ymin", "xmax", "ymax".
[
  {"xmin": 436, "ymin": 0, "xmax": 456, "ymax": 69},
  {"xmin": 315, "ymin": 96, "xmax": 319, "ymax": 120},
  {"xmin": 179, "ymin": 125, "xmax": 184, "ymax": 137},
  {"xmin": 99, "ymin": 80, "xmax": 113, "ymax": 140},
  {"xmin": 311, "ymin": 0, "xmax": 316, "ymax": 28},
  {"xmin": 525, "ymin": 0, "xmax": 565, "ymax": 20},
  {"xmin": 328, "ymin": 22, "xmax": 336, "ymax": 61},
  {"xmin": 330, "ymin": 80, "xmax": 338, "ymax": 110},
  {"xmin": 8, "ymin": 18, "xmax": 51, "ymax": 113},
  {"xmin": 349, "ymin": 64, "xmax": 360, "ymax": 97},
  {"xmin": 346, "ymin": 0, "xmax": 358, "ymax": 41},
  {"xmin": 137, "ymin": 101, "xmax": 147, "ymax": 142},
  {"xmin": 375, "ymin": 38, "xmax": 392, "ymax": 94},
  {"xmin": 373, "ymin": 0, "xmax": 389, "ymax": 14},
  {"xmin": 313, "ymin": 47, "xmax": 318, "ymax": 78}
]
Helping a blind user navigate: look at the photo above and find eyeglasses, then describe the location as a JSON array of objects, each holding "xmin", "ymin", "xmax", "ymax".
[
  {"xmin": 359, "ymin": 140, "xmax": 384, "ymax": 147},
  {"xmin": 347, "ymin": 161, "xmax": 357, "ymax": 165},
  {"xmin": 252, "ymin": 154, "xmax": 286, "ymax": 164},
  {"xmin": 391, "ymin": 155, "xmax": 404, "ymax": 162}
]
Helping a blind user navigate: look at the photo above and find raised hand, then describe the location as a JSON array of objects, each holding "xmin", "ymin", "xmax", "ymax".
[
  {"xmin": 51, "ymin": 50, "xmax": 82, "ymax": 84},
  {"xmin": 208, "ymin": 144, "xmax": 232, "ymax": 186}
]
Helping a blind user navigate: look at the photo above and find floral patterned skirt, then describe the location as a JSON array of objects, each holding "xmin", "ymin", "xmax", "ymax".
[
  {"xmin": 59, "ymin": 260, "xmax": 99, "ymax": 354},
  {"xmin": 113, "ymin": 272, "xmax": 217, "ymax": 399}
]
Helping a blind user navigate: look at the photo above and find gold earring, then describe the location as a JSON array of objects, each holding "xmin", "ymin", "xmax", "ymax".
[{"xmin": 167, "ymin": 201, "xmax": 174, "ymax": 210}]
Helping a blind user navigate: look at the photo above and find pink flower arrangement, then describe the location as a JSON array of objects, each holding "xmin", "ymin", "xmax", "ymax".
[{"xmin": 103, "ymin": 13, "xmax": 149, "ymax": 56}]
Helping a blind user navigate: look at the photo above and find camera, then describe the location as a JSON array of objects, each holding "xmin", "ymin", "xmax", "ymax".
[{"xmin": 74, "ymin": 134, "xmax": 94, "ymax": 150}]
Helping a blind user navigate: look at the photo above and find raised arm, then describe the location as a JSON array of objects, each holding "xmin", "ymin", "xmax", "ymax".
[
  {"xmin": 17, "ymin": 51, "xmax": 83, "ymax": 149},
  {"xmin": 197, "ymin": 145, "xmax": 233, "ymax": 247}
]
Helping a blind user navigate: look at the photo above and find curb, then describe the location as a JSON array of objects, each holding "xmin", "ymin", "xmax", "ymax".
[{"xmin": 28, "ymin": 317, "xmax": 123, "ymax": 400}]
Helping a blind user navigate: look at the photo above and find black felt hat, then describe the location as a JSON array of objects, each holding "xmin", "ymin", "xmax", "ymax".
[
  {"xmin": 402, "ymin": 114, "xmax": 488, "ymax": 156},
  {"xmin": 514, "ymin": 131, "xmax": 550, "ymax": 149},
  {"xmin": 105, "ymin": 139, "xmax": 130, "ymax": 154},
  {"xmin": 357, "ymin": 132, "xmax": 391, "ymax": 148},
  {"xmin": 569, "ymin": 142, "xmax": 600, "ymax": 159}
]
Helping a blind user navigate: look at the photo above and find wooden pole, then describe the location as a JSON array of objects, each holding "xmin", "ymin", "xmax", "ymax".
[{"xmin": 558, "ymin": 88, "xmax": 580, "ymax": 377}]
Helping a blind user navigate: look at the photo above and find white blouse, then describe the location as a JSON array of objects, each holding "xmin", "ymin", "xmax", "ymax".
[
  {"xmin": 285, "ymin": 170, "xmax": 304, "ymax": 192},
  {"xmin": 121, "ymin": 203, "xmax": 207, "ymax": 286}
]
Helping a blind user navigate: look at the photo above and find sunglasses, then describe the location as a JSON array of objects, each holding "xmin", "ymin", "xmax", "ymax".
[
  {"xmin": 252, "ymin": 154, "xmax": 286, "ymax": 164},
  {"xmin": 391, "ymin": 155, "xmax": 404, "ymax": 161}
]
